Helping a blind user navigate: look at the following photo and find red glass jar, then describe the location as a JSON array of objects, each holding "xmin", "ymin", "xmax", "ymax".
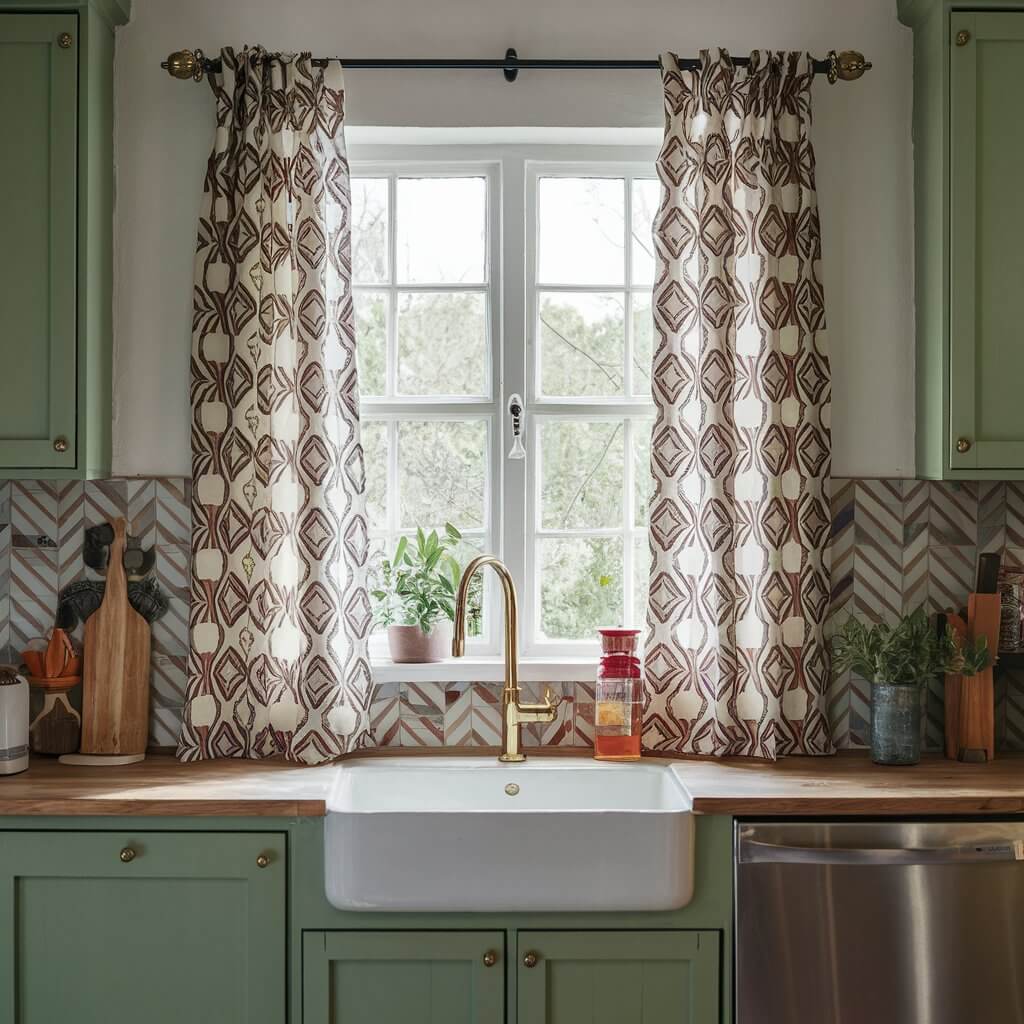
[{"xmin": 594, "ymin": 628, "xmax": 642, "ymax": 761}]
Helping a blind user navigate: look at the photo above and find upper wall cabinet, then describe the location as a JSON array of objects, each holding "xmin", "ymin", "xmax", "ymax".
[
  {"xmin": 899, "ymin": 0, "xmax": 1024, "ymax": 479},
  {"xmin": 0, "ymin": 0, "xmax": 127, "ymax": 478}
]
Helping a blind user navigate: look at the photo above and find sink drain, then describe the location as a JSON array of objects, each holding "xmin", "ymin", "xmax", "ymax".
[{"xmin": 504, "ymin": 783, "xmax": 520, "ymax": 796}]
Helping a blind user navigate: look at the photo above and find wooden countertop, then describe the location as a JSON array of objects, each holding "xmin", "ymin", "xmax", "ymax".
[{"xmin": 0, "ymin": 750, "xmax": 1021, "ymax": 817}]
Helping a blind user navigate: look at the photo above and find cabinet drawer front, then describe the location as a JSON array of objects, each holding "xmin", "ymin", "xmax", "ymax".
[
  {"xmin": 517, "ymin": 930, "xmax": 720, "ymax": 1024},
  {"xmin": 0, "ymin": 830, "xmax": 285, "ymax": 1024},
  {"xmin": 949, "ymin": 11, "xmax": 1024, "ymax": 471},
  {"xmin": 0, "ymin": 14, "xmax": 78, "ymax": 470},
  {"xmin": 303, "ymin": 930, "xmax": 505, "ymax": 1024}
]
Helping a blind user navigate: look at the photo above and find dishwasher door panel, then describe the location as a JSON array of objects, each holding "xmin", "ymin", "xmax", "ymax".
[{"xmin": 735, "ymin": 821, "xmax": 1024, "ymax": 1024}]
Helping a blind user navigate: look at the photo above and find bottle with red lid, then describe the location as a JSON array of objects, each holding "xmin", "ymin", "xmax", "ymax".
[{"xmin": 594, "ymin": 628, "xmax": 642, "ymax": 761}]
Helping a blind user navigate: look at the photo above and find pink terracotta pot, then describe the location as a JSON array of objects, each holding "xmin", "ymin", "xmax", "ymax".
[{"xmin": 387, "ymin": 621, "xmax": 453, "ymax": 664}]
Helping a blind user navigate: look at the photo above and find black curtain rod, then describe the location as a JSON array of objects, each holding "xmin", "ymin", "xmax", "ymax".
[{"xmin": 162, "ymin": 47, "xmax": 871, "ymax": 85}]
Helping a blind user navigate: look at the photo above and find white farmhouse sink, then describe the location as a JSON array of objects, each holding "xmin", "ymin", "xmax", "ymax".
[{"xmin": 324, "ymin": 757, "xmax": 694, "ymax": 912}]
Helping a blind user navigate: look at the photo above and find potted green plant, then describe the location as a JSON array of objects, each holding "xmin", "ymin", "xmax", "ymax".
[
  {"xmin": 832, "ymin": 607, "xmax": 989, "ymax": 765},
  {"xmin": 371, "ymin": 524, "xmax": 480, "ymax": 664}
]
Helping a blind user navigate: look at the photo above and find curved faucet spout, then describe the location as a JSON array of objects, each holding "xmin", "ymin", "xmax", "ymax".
[{"xmin": 451, "ymin": 554, "xmax": 556, "ymax": 762}]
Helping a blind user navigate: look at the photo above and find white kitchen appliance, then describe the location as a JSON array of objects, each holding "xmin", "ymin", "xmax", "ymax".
[{"xmin": 0, "ymin": 665, "xmax": 29, "ymax": 775}]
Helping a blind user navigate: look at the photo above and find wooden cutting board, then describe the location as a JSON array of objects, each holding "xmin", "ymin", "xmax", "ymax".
[{"xmin": 79, "ymin": 517, "xmax": 150, "ymax": 756}]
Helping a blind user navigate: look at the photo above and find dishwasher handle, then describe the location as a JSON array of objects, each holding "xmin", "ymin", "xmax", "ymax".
[{"xmin": 738, "ymin": 835, "xmax": 1024, "ymax": 866}]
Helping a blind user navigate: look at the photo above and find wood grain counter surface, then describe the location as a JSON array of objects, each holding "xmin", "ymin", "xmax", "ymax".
[{"xmin": 0, "ymin": 750, "xmax": 1021, "ymax": 817}]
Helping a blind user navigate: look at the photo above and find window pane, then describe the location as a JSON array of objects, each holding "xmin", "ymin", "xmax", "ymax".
[
  {"xmin": 397, "ymin": 291, "xmax": 487, "ymax": 396},
  {"xmin": 632, "ymin": 534, "xmax": 650, "ymax": 630},
  {"xmin": 538, "ymin": 177, "xmax": 624, "ymax": 285},
  {"xmin": 631, "ymin": 178, "xmax": 659, "ymax": 286},
  {"xmin": 397, "ymin": 177, "xmax": 486, "ymax": 284},
  {"xmin": 398, "ymin": 419, "xmax": 487, "ymax": 530},
  {"xmin": 539, "ymin": 537, "xmax": 624, "ymax": 640},
  {"xmin": 352, "ymin": 178, "xmax": 388, "ymax": 284},
  {"xmin": 539, "ymin": 292, "xmax": 625, "ymax": 398},
  {"xmin": 540, "ymin": 419, "xmax": 624, "ymax": 530},
  {"xmin": 355, "ymin": 290, "xmax": 387, "ymax": 396},
  {"xmin": 362, "ymin": 420, "xmax": 388, "ymax": 525},
  {"xmin": 631, "ymin": 292, "xmax": 653, "ymax": 399},
  {"xmin": 632, "ymin": 419, "xmax": 653, "ymax": 527}
]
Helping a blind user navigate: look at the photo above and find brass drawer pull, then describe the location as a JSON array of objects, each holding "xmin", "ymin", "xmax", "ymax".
[
  {"xmin": 482, "ymin": 950, "xmax": 498, "ymax": 967},
  {"xmin": 956, "ymin": 437, "xmax": 972, "ymax": 454},
  {"xmin": 522, "ymin": 951, "xmax": 539, "ymax": 968},
  {"xmin": 119, "ymin": 847, "xmax": 136, "ymax": 863},
  {"xmin": 256, "ymin": 853, "xmax": 271, "ymax": 869},
  {"xmin": 53, "ymin": 436, "xmax": 69, "ymax": 453}
]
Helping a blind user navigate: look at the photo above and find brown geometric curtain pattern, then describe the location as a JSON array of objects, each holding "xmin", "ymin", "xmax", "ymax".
[
  {"xmin": 643, "ymin": 50, "xmax": 833, "ymax": 759},
  {"xmin": 179, "ymin": 48, "xmax": 373, "ymax": 763}
]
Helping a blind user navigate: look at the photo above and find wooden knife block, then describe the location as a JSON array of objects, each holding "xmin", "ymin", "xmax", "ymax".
[{"xmin": 944, "ymin": 594, "xmax": 998, "ymax": 762}]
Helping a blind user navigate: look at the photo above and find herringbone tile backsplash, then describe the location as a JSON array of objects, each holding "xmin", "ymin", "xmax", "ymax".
[{"xmin": 0, "ymin": 476, "xmax": 1021, "ymax": 754}]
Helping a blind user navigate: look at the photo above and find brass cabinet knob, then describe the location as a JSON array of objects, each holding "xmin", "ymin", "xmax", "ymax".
[
  {"xmin": 482, "ymin": 950, "xmax": 498, "ymax": 967},
  {"xmin": 119, "ymin": 847, "xmax": 136, "ymax": 863},
  {"xmin": 956, "ymin": 30, "xmax": 971, "ymax": 47},
  {"xmin": 956, "ymin": 437, "xmax": 972, "ymax": 454},
  {"xmin": 53, "ymin": 436, "xmax": 69, "ymax": 453},
  {"xmin": 522, "ymin": 951, "xmax": 539, "ymax": 968},
  {"xmin": 58, "ymin": 32, "xmax": 73, "ymax": 49},
  {"xmin": 256, "ymin": 853, "xmax": 270, "ymax": 868}
]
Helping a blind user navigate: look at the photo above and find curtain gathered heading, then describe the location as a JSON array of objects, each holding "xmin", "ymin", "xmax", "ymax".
[{"xmin": 644, "ymin": 50, "xmax": 833, "ymax": 758}]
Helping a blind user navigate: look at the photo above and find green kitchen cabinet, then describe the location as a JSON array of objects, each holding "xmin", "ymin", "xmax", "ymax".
[
  {"xmin": 302, "ymin": 931, "xmax": 506, "ymax": 1024},
  {"xmin": 0, "ymin": 0, "xmax": 127, "ymax": 477},
  {"xmin": 516, "ymin": 931, "xmax": 720, "ymax": 1024},
  {"xmin": 0, "ymin": 829, "xmax": 286, "ymax": 1024},
  {"xmin": 899, "ymin": 1, "xmax": 1024, "ymax": 478}
]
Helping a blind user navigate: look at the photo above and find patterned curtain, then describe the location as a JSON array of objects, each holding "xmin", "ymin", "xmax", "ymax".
[
  {"xmin": 179, "ymin": 48, "xmax": 373, "ymax": 763},
  {"xmin": 644, "ymin": 50, "xmax": 833, "ymax": 759}
]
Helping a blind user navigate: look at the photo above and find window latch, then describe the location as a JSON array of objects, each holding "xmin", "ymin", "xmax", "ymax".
[{"xmin": 507, "ymin": 394, "xmax": 526, "ymax": 460}]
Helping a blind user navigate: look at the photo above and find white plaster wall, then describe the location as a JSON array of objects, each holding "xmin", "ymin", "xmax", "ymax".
[{"xmin": 112, "ymin": 0, "xmax": 915, "ymax": 477}]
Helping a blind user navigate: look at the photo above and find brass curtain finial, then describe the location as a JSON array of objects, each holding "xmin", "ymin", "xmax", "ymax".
[
  {"xmin": 827, "ymin": 49, "xmax": 872, "ymax": 84},
  {"xmin": 161, "ymin": 48, "xmax": 206, "ymax": 82}
]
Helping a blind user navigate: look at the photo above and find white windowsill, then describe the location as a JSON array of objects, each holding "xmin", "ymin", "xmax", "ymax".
[{"xmin": 371, "ymin": 655, "xmax": 598, "ymax": 684}]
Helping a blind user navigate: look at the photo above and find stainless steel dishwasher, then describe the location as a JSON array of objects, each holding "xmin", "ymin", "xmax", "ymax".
[{"xmin": 736, "ymin": 820, "xmax": 1024, "ymax": 1024}]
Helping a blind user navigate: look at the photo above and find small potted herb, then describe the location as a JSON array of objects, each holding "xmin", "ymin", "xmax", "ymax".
[
  {"xmin": 371, "ymin": 524, "xmax": 480, "ymax": 664},
  {"xmin": 832, "ymin": 607, "xmax": 989, "ymax": 765}
]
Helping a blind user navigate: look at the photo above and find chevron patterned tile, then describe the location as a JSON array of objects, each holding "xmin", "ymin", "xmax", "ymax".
[
  {"xmin": 151, "ymin": 652, "xmax": 188, "ymax": 709},
  {"xmin": 150, "ymin": 704, "xmax": 182, "ymax": 750},
  {"xmin": 900, "ymin": 480, "xmax": 930, "ymax": 612},
  {"xmin": 852, "ymin": 543, "xmax": 903, "ymax": 623},
  {"xmin": 847, "ymin": 673, "xmax": 871, "ymax": 747},
  {"xmin": 155, "ymin": 478, "xmax": 190, "ymax": 543},
  {"xmin": 151, "ymin": 545, "xmax": 188, "ymax": 656},
  {"xmin": 927, "ymin": 546, "xmax": 977, "ymax": 616},
  {"xmin": 443, "ymin": 681, "xmax": 473, "ymax": 746},
  {"xmin": 55, "ymin": 482, "xmax": 86, "ymax": 589},
  {"xmin": 9, "ymin": 548, "xmax": 57, "ymax": 653},
  {"xmin": 1005, "ymin": 483, "xmax": 1024, "ymax": 549},
  {"xmin": 11, "ymin": 481, "xmax": 59, "ymax": 549},
  {"xmin": 126, "ymin": 478, "xmax": 157, "ymax": 549},
  {"xmin": 978, "ymin": 481, "xmax": 1007, "ymax": 553},
  {"xmin": 924, "ymin": 678, "xmax": 944, "ymax": 752},
  {"xmin": 574, "ymin": 681, "xmax": 596, "ymax": 748},
  {"xmin": 471, "ymin": 683, "xmax": 502, "ymax": 746},
  {"xmin": 826, "ymin": 667, "xmax": 852, "ymax": 749},
  {"xmin": 853, "ymin": 479, "xmax": 903, "ymax": 546},
  {"xmin": 370, "ymin": 682, "xmax": 400, "ymax": 747},
  {"xmin": 929, "ymin": 481, "xmax": 978, "ymax": 546}
]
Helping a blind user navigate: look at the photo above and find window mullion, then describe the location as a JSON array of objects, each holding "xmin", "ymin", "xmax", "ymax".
[
  {"xmin": 385, "ymin": 174, "xmax": 398, "ymax": 399},
  {"xmin": 623, "ymin": 176, "xmax": 634, "ymax": 402}
]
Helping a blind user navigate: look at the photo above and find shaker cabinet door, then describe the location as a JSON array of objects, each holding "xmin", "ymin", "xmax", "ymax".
[
  {"xmin": 302, "ymin": 930, "xmax": 506, "ymax": 1024},
  {"xmin": 0, "ymin": 13, "xmax": 78, "ymax": 471},
  {"xmin": 515, "ymin": 930, "xmax": 720, "ymax": 1024},
  {"xmin": 0, "ymin": 830, "xmax": 286, "ymax": 1024},
  {"xmin": 949, "ymin": 12, "xmax": 1024, "ymax": 472}
]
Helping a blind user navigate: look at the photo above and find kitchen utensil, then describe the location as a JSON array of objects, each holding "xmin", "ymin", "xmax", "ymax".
[
  {"xmin": 976, "ymin": 552, "xmax": 1001, "ymax": 594},
  {"xmin": 958, "ymin": 592, "xmax": 999, "ymax": 762},
  {"xmin": 61, "ymin": 517, "xmax": 150, "ymax": 766}
]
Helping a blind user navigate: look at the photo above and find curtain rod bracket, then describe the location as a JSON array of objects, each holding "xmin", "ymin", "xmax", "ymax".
[{"xmin": 503, "ymin": 48, "xmax": 519, "ymax": 83}]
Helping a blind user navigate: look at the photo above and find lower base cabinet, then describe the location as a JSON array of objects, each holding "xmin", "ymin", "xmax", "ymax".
[
  {"xmin": 517, "ymin": 930, "xmax": 720, "ymax": 1023},
  {"xmin": 0, "ymin": 830, "xmax": 286, "ymax": 1024},
  {"xmin": 303, "ymin": 929, "xmax": 720, "ymax": 1024},
  {"xmin": 303, "ymin": 931, "xmax": 505, "ymax": 1023}
]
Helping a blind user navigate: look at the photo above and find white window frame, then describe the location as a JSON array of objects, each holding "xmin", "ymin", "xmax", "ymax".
[{"xmin": 349, "ymin": 142, "xmax": 658, "ymax": 662}]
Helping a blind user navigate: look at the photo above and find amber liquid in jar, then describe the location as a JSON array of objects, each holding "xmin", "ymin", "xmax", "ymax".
[{"xmin": 594, "ymin": 628, "xmax": 642, "ymax": 761}]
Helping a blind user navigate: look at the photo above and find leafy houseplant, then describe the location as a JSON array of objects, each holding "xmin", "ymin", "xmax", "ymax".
[
  {"xmin": 832, "ymin": 607, "xmax": 989, "ymax": 765},
  {"xmin": 371, "ymin": 525, "xmax": 480, "ymax": 664}
]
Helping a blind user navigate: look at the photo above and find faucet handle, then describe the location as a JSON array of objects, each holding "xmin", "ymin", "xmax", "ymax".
[{"xmin": 543, "ymin": 685, "xmax": 562, "ymax": 708}]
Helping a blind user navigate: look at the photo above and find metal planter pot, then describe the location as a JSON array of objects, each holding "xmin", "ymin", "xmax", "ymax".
[{"xmin": 870, "ymin": 682, "xmax": 922, "ymax": 765}]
